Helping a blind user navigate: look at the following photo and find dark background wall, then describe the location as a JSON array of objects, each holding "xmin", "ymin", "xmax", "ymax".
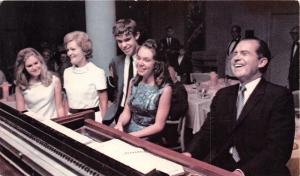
[
  {"xmin": 0, "ymin": 1, "xmax": 86, "ymax": 81},
  {"xmin": 0, "ymin": 1, "xmax": 299, "ymax": 87}
]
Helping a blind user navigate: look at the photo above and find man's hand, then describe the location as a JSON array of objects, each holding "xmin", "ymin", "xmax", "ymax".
[
  {"xmin": 182, "ymin": 152, "xmax": 192, "ymax": 157},
  {"xmin": 233, "ymin": 169, "xmax": 245, "ymax": 176}
]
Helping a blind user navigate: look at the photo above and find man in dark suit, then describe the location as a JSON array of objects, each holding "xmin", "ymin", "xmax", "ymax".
[
  {"xmin": 171, "ymin": 46, "xmax": 193, "ymax": 84},
  {"xmin": 103, "ymin": 19, "xmax": 139, "ymax": 125},
  {"xmin": 288, "ymin": 26, "xmax": 299, "ymax": 91},
  {"xmin": 224, "ymin": 25, "xmax": 242, "ymax": 79},
  {"xmin": 159, "ymin": 26, "xmax": 180, "ymax": 63},
  {"xmin": 184, "ymin": 38, "xmax": 295, "ymax": 176}
]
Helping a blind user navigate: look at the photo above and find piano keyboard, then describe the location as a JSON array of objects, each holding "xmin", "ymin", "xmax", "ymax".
[
  {"xmin": 41, "ymin": 119, "xmax": 185, "ymax": 175},
  {"xmin": 0, "ymin": 117, "xmax": 103, "ymax": 176}
]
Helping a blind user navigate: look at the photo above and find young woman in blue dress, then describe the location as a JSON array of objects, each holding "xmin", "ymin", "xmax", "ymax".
[{"xmin": 115, "ymin": 39, "xmax": 172, "ymax": 140}]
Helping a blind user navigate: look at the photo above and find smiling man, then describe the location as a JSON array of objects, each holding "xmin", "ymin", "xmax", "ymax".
[
  {"xmin": 103, "ymin": 19, "xmax": 140, "ymax": 125},
  {"xmin": 184, "ymin": 38, "xmax": 295, "ymax": 176}
]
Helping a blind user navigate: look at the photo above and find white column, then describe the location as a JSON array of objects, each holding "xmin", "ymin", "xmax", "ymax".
[{"xmin": 85, "ymin": 1, "xmax": 116, "ymax": 73}]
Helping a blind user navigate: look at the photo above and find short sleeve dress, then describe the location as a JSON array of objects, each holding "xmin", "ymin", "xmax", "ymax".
[{"xmin": 63, "ymin": 62, "xmax": 107, "ymax": 122}]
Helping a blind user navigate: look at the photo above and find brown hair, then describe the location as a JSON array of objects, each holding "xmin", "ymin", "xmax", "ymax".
[
  {"xmin": 133, "ymin": 39, "xmax": 170, "ymax": 87},
  {"xmin": 112, "ymin": 19, "xmax": 139, "ymax": 37}
]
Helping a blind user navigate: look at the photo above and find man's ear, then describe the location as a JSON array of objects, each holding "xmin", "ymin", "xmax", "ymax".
[
  {"xmin": 258, "ymin": 57, "xmax": 268, "ymax": 68},
  {"xmin": 134, "ymin": 32, "xmax": 140, "ymax": 41}
]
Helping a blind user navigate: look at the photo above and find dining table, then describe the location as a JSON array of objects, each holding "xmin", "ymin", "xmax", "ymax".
[{"xmin": 184, "ymin": 78, "xmax": 239, "ymax": 134}]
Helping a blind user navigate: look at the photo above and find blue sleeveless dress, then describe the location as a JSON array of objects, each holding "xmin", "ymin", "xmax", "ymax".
[{"xmin": 125, "ymin": 83, "xmax": 164, "ymax": 133}]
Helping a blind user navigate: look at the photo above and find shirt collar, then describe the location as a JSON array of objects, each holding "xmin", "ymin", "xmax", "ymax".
[
  {"xmin": 241, "ymin": 77, "xmax": 261, "ymax": 93},
  {"xmin": 126, "ymin": 54, "xmax": 136, "ymax": 61},
  {"xmin": 72, "ymin": 62, "xmax": 91, "ymax": 74}
]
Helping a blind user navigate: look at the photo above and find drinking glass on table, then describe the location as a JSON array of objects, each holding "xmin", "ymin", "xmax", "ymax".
[
  {"xmin": 198, "ymin": 83, "xmax": 209, "ymax": 98},
  {"xmin": 192, "ymin": 79, "xmax": 198, "ymax": 89}
]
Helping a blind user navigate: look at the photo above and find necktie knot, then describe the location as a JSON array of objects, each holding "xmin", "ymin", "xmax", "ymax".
[{"xmin": 239, "ymin": 85, "xmax": 246, "ymax": 93}]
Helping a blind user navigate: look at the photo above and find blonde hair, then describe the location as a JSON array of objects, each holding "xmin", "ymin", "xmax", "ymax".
[
  {"xmin": 15, "ymin": 47, "xmax": 52, "ymax": 90},
  {"xmin": 63, "ymin": 31, "xmax": 93, "ymax": 59}
]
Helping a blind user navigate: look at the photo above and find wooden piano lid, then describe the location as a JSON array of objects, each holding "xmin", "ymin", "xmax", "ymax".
[{"xmin": 54, "ymin": 112, "xmax": 236, "ymax": 176}]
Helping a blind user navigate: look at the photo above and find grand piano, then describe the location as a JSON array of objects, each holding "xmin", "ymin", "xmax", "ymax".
[{"xmin": 0, "ymin": 102, "xmax": 235, "ymax": 176}]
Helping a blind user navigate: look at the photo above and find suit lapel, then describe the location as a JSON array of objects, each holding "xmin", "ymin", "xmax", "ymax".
[
  {"xmin": 178, "ymin": 56, "xmax": 184, "ymax": 66},
  {"xmin": 233, "ymin": 79, "xmax": 266, "ymax": 129},
  {"xmin": 164, "ymin": 38, "xmax": 168, "ymax": 47},
  {"xmin": 291, "ymin": 42, "xmax": 299, "ymax": 61},
  {"xmin": 229, "ymin": 85, "xmax": 239, "ymax": 131},
  {"xmin": 119, "ymin": 56, "xmax": 125, "ymax": 81},
  {"xmin": 227, "ymin": 38, "xmax": 241, "ymax": 56}
]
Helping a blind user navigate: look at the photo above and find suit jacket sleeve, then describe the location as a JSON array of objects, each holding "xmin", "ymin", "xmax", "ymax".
[
  {"xmin": 103, "ymin": 56, "xmax": 123, "ymax": 121},
  {"xmin": 241, "ymin": 88, "xmax": 295, "ymax": 175}
]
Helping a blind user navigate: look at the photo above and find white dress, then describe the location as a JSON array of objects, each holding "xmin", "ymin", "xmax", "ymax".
[
  {"xmin": 23, "ymin": 75, "xmax": 58, "ymax": 120},
  {"xmin": 64, "ymin": 62, "xmax": 107, "ymax": 122}
]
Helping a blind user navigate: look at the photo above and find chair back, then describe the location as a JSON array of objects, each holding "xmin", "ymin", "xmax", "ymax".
[
  {"xmin": 190, "ymin": 72, "xmax": 210, "ymax": 83},
  {"xmin": 164, "ymin": 115, "xmax": 186, "ymax": 152}
]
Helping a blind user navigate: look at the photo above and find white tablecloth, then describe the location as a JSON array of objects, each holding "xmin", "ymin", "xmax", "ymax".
[
  {"xmin": 187, "ymin": 93, "xmax": 212, "ymax": 134},
  {"xmin": 184, "ymin": 79, "xmax": 239, "ymax": 134}
]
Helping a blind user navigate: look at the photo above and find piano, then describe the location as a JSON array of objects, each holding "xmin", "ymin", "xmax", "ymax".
[{"xmin": 0, "ymin": 102, "xmax": 235, "ymax": 176}]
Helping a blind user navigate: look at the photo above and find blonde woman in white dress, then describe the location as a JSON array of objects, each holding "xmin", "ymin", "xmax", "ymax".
[{"xmin": 15, "ymin": 48, "xmax": 65, "ymax": 120}]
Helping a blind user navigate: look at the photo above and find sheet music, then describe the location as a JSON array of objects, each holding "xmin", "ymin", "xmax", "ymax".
[{"xmin": 88, "ymin": 139, "xmax": 185, "ymax": 175}]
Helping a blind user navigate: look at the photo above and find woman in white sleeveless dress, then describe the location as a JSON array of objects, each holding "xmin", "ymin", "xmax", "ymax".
[{"xmin": 15, "ymin": 48, "xmax": 65, "ymax": 120}]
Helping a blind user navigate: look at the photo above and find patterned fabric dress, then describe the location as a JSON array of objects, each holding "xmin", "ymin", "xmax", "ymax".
[{"xmin": 125, "ymin": 83, "xmax": 164, "ymax": 133}]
